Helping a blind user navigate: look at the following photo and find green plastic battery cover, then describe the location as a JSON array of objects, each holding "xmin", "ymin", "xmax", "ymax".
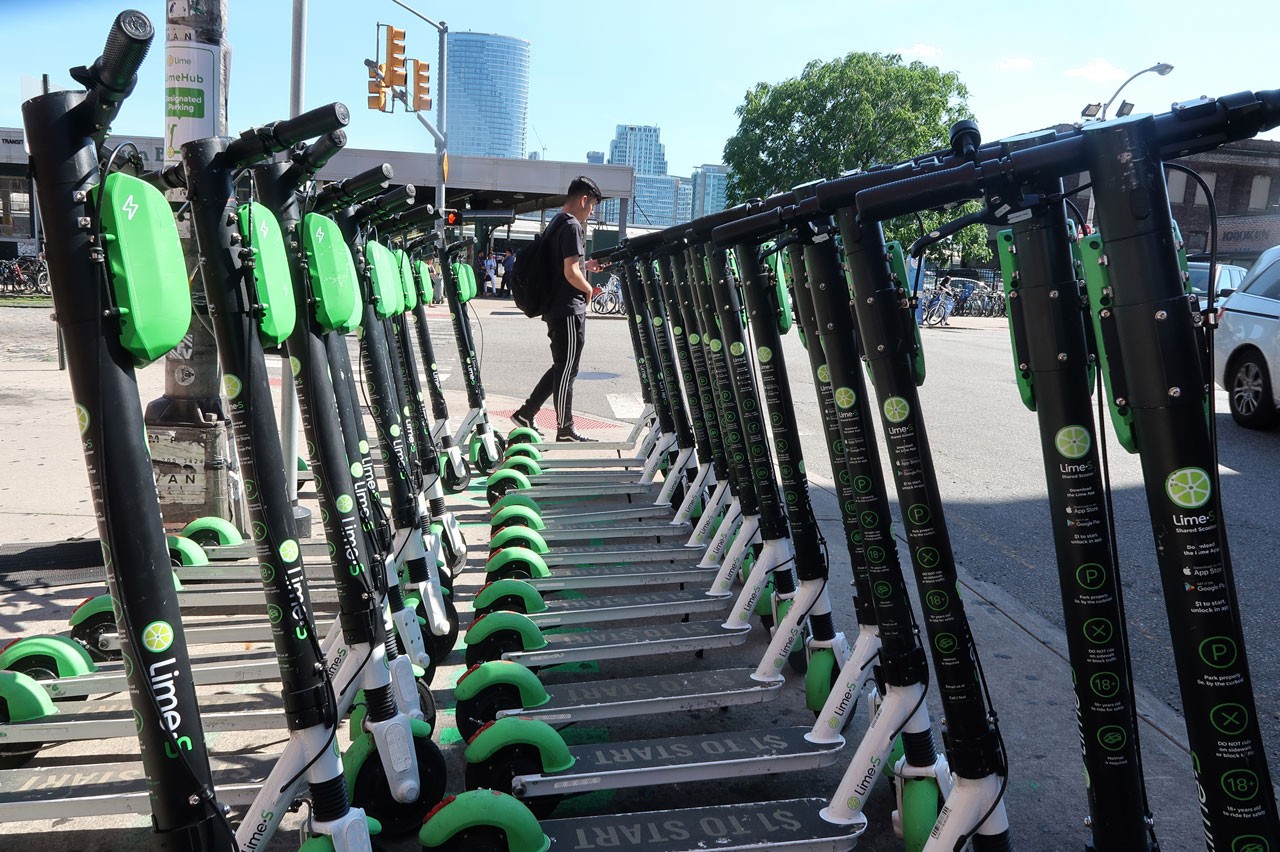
[
  {"xmin": 97, "ymin": 172, "xmax": 191, "ymax": 365},
  {"xmin": 452, "ymin": 262, "xmax": 476, "ymax": 303},
  {"xmin": 236, "ymin": 202, "xmax": 297, "ymax": 347},
  {"xmin": 365, "ymin": 241, "xmax": 406, "ymax": 318},
  {"xmin": 302, "ymin": 212, "xmax": 360, "ymax": 333},
  {"xmin": 395, "ymin": 249, "xmax": 418, "ymax": 310},
  {"xmin": 415, "ymin": 259, "xmax": 434, "ymax": 304}
]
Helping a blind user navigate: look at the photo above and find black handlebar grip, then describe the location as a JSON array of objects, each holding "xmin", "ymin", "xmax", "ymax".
[
  {"xmin": 712, "ymin": 205, "xmax": 786, "ymax": 247},
  {"xmin": 854, "ymin": 161, "xmax": 981, "ymax": 222},
  {"xmin": 296, "ymin": 130, "xmax": 346, "ymax": 173},
  {"xmin": 141, "ymin": 162, "xmax": 187, "ymax": 191},
  {"xmin": 588, "ymin": 244, "xmax": 624, "ymax": 262},
  {"xmin": 393, "ymin": 203, "xmax": 440, "ymax": 230},
  {"xmin": 275, "ymin": 103, "xmax": 350, "ymax": 149},
  {"xmin": 357, "ymin": 184, "xmax": 416, "ymax": 222},
  {"xmin": 314, "ymin": 164, "xmax": 394, "ymax": 211},
  {"xmin": 96, "ymin": 10, "xmax": 154, "ymax": 98}
]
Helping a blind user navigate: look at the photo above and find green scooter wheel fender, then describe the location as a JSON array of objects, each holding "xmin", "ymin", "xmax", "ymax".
[
  {"xmin": 473, "ymin": 579, "xmax": 548, "ymax": 616},
  {"xmin": 507, "ymin": 427, "xmax": 542, "ymax": 446},
  {"xmin": 501, "ymin": 456, "xmax": 542, "ymax": 478},
  {"xmin": 486, "ymin": 469, "xmax": 531, "ymax": 506},
  {"xmin": 0, "ymin": 670, "xmax": 57, "ymax": 721},
  {"xmin": 489, "ymin": 493, "xmax": 542, "ymax": 516},
  {"xmin": 753, "ymin": 575, "xmax": 776, "ymax": 618},
  {"xmin": 489, "ymin": 526, "xmax": 549, "ymax": 556},
  {"xmin": 485, "ymin": 547, "xmax": 551, "ymax": 581},
  {"xmin": 455, "ymin": 660, "xmax": 549, "ymax": 708},
  {"xmin": 901, "ymin": 775, "xmax": 942, "ymax": 852},
  {"xmin": 503, "ymin": 443, "xmax": 543, "ymax": 462},
  {"xmin": 490, "ymin": 505, "xmax": 545, "ymax": 532},
  {"xmin": 166, "ymin": 534, "xmax": 209, "ymax": 567},
  {"xmin": 464, "ymin": 611, "xmax": 548, "ymax": 653},
  {"xmin": 464, "ymin": 717, "xmax": 574, "ymax": 773},
  {"xmin": 805, "ymin": 647, "xmax": 840, "ymax": 714},
  {"xmin": 420, "ymin": 789, "xmax": 551, "ymax": 852},
  {"xmin": 0, "ymin": 634, "xmax": 96, "ymax": 678},
  {"xmin": 68, "ymin": 594, "xmax": 115, "ymax": 628},
  {"xmin": 180, "ymin": 516, "xmax": 244, "ymax": 548}
]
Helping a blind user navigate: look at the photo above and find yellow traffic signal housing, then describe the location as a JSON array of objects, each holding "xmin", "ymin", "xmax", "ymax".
[
  {"xmin": 413, "ymin": 59, "xmax": 432, "ymax": 112},
  {"xmin": 384, "ymin": 25, "xmax": 407, "ymax": 88},
  {"xmin": 367, "ymin": 64, "xmax": 388, "ymax": 112}
]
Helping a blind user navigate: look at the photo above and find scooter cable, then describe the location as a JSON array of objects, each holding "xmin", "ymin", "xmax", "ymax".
[{"xmin": 88, "ymin": 145, "xmax": 243, "ymax": 848}]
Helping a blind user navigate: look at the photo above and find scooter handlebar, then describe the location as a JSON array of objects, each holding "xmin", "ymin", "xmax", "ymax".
[
  {"xmin": 95, "ymin": 10, "xmax": 154, "ymax": 98},
  {"xmin": 854, "ymin": 161, "xmax": 984, "ymax": 222},
  {"xmin": 294, "ymin": 130, "xmax": 346, "ymax": 174},
  {"xmin": 223, "ymin": 102, "xmax": 350, "ymax": 170},
  {"xmin": 313, "ymin": 164, "xmax": 394, "ymax": 212}
]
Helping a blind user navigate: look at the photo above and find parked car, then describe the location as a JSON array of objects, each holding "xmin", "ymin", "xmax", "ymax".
[
  {"xmin": 1214, "ymin": 246, "xmax": 1280, "ymax": 429},
  {"xmin": 1187, "ymin": 261, "xmax": 1248, "ymax": 311}
]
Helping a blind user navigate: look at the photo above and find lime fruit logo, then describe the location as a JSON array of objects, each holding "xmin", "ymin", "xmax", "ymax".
[
  {"xmin": 689, "ymin": 333, "xmax": 700, "ymax": 344},
  {"xmin": 75, "ymin": 404, "xmax": 90, "ymax": 435},
  {"xmin": 279, "ymin": 539, "xmax": 300, "ymax": 562},
  {"xmin": 336, "ymin": 494, "xmax": 354, "ymax": 514},
  {"xmin": 358, "ymin": 440, "xmax": 370, "ymax": 454},
  {"xmin": 289, "ymin": 356, "xmax": 302, "ymax": 378},
  {"xmin": 141, "ymin": 620, "xmax": 175, "ymax": 654},
  {"xmin": 709, "ymin": 339, "xmax": 722, "ymax": 353},
  {"xmin": 730, "ymin": 341, "xmax": 745, "ymax": 356},
  {"xmin": 1166, "ymin": 467, "xmax": 1212, "ymax": 509},
  {"xmin": 390, "ymin": 424, "xmax": 401, "ymax": 438},
  {"xmin": 653, "ymin": 316, "xmax": 664, "ymax": 328},
  {"xmin": 758, "ymin": 346, "xmax": 773, "ymax": 363},
  {"xmin": 673, "ymin": 325, "xmax": 683, "ymax": 336},
  {"xmin": 1055, "ymin": 425, "xmax": 1092, "ymax": 460},
  {"xmin": 350, "ymin": 462, "xmax": 363, "ymax": 478},
  {"xmin": 223, "ymin": 374, "xmax": 243, "ymax": 400},
  {"xmin": 835, "ymin": 387, "xmax": 856, "ymax": 410},
  {"xmin": 817, "ymin": 365, "xmax": 831, "ymax": 383},
  {"xmin": 883, "ymin": 397, "xmax": 910, "ymax": 424}
]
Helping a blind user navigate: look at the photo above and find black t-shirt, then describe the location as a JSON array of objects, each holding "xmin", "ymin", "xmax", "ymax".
[{"xmin": 542, "ymin": 212, "xmax": 586, "ymax": 319}]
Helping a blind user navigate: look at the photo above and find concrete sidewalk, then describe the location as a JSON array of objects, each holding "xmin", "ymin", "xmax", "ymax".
[{"xmin": 0, "ymin": 302, "xmax": 1208, "ymax": 851}]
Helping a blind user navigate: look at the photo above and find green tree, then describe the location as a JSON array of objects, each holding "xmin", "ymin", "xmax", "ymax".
[{"xmin": 723, "ymin": 52, "xmax": 991, "ymax": 265}]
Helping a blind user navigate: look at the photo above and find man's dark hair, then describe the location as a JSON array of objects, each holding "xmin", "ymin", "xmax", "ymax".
[{"xmin": 567, "ymin": 176, "xmax": 602, "ymax": 202}]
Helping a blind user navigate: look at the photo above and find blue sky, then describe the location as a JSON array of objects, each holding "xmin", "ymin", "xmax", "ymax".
[{"xmin": 3, "ymin": 0, "xmax": 1278, "ymax": 179}]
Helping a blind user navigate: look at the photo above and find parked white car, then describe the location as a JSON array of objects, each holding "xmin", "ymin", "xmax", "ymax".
[
  {"xmin": 1187, "ymin": 261, "xmax": 1248, "ymax": 312},
  {"xmin": 1214, "ymin": 246, "xmax": 1280, "ymax": 429}
]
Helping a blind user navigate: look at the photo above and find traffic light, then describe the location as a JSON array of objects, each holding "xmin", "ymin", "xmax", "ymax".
[
  {"xmin": 445, "ymin": 211, "xmax": 458, "ymax": 227},
  {"xmin": 412, "ymin": 59, "xmax": 432, "ymax": 112},
  {"xmin": 367, "ymin": 64, "xmax": 387, "ymax": 112},
  {"xmin": 384, "ymin": 25, "xmax": 407, "ymax": 88}
]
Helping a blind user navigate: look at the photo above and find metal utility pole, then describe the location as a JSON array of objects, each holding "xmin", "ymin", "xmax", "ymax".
[
  {"xmin": 146, "ymin": 0, "xmax": 242, "ymax": 531},
  {"xmin": 390, "ymin": 0, "xmax": 448, "ymax": 226}
]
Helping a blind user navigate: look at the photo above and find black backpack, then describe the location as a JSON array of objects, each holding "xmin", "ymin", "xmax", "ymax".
[{"xmin": 509, "ymin": 214, "xmax": 568, "ymax": 318}]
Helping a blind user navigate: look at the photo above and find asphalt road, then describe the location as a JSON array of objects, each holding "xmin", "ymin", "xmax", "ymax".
[{"xmin": 465, "ymin": 298, "xmax": 1280, "ymax": 773}]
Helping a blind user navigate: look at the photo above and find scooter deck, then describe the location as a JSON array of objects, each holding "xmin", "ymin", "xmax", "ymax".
[
  {"xmin": 539, "ymin": 797, "xmax": 863, "ymax": 851},
  {"xmin": 539, "ymin": 522, "xmax": 691, "ymax": 544},
  {"xmin": 502, "ymin": 619, "xmax": 750, "ymax": 667},
  {"xmin": 546, "ymin": 544, "xmax": 700, "ymax": 566},
  {"xmin": 530, "ymin": 504, "xmax": 673, "ymax": 524},
  {"xmin": 509, "ymin": 667, "xmax": 782, "ymax": 724},
  {"xmin": 525, "ymin": 562, "xmax": 720, "ymax": 592},
  {"xmin": 1, "ymin": 691, "xmax": 288, "ymax": 744},
  {"xmin": 520, "ymin": 440, "xmax": 639, "ymax": 453},
  {"xmin": 516, "ymin": 725, "xmax": 844, "ymax": 797},
  {"xmin": 37, "ymin": 652, "xmax": 283, "ymax": 699},
  {"xmin": 512, "ymin": 482, "xmax": 664, "ymax": 501},
  {"xmin": 529, "ymin": 456, "xmax": 645, "ymax": 469},
  {"xmin": 0, "ymin": 755, "xmax": 274, "ymax": 818},
  {"xmin": 501, "ymin": 588, "xmax": 731, "ymax": 628}
]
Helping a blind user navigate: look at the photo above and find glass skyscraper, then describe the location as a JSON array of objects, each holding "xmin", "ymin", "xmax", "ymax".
[
  {"xmin": 692, "ymin": 164, "xmax": 731, "ymax": 219},
  {"xmin": 445, "ymin": 32, "xmax": 530, "ymax": 159}
]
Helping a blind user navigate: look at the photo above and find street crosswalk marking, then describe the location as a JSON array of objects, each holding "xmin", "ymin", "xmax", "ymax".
[{"xmin": 608, "ymin": 392, "xmax": 646, "ymax": 420}]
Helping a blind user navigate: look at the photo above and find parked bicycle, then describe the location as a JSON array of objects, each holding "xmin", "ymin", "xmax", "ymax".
[
  {"xmin": 590, "ymin": 271, "xmax": 625, "ymax": 314},
  {"xmin": 0, "ymin": 256, "xmax": 51, "ymax": 295}
]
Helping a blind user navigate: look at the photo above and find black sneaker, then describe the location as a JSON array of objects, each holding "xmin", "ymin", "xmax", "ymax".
[
  {"xmin": 512, "ymin": 410, "xmax": 541, "ymax": 433},
  {"xmin": 556, "ymin": 428, "xmax": 596, "ymax": 443}
]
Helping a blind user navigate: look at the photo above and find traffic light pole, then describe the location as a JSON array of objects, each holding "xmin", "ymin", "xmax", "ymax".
[{"xmin": 391, "ymin": 0, "xmax": 448, "ymax": 237}]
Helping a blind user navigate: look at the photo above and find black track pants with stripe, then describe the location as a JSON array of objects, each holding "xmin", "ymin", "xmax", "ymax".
[{"xmin": 522, "ymin": 313, "xmax": 586, "ymax": 430}]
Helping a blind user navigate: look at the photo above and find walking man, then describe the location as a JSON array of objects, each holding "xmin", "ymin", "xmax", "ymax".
[{"xmin": 511, "ymin": 176, "xmax": 603, "ymax": 442}]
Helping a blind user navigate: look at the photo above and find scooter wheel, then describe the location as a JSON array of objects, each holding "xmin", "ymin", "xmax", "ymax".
[
  {"xmin": 464, "ymin": 629, "xmax": 525, "ymax": 668},
  {"xmin": 70, "ymin": 610, "xmax": 122, "ymax": 663},
  {"xmin": 414, "ymin": 595, "xmax": 460, "ymax": 665},
  {"xmin": 351, "ymin": 733, "xmax": 448, "ymax": 838},
  {"xmin": 454, "ymin": 681, "xmax": 521, "ymax": 742},
  {"xmin": 463, "ymin": 744, "xmax": 561, "ymax": 819},
  {"xmin": 442, "ymin": 456, "xmax": 472, "ymax": 494},
  {"xmin": 474, "ymin": 440, "xmax": 500, "ymax": 475}
]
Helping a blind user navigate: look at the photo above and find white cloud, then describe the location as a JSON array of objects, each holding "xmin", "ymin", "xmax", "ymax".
[
  {"xmin": 899, "ymin": 43, "xmax": 943, "ymax": 60},
  {"xmin": 996, "ymin": 56, "xmax": 1034, "ymax": 72},
  {"xmin": 1065, "ymin": 58, "xmax": 1129, "ymax": 84}
]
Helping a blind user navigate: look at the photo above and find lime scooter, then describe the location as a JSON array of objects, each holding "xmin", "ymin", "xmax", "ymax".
[
  {"xmin": 897, "ymin": 92, "xmax": 1280, "ymax": 849},
  {"xmin": 0, "ymin": 13, "xmax": 233, "ymax": 848}
]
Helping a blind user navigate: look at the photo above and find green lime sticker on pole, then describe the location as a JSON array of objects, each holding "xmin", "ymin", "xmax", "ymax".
[
  {"xmin": 883, "ymin": 396, "xmax": 910, "ymax": 424},
  {"xmin": 141, "ymin": 620, "xmax": 175, "ymax": 654},
  {"xmin": 1055, "ymin": 425, "xmax": 1092, "ymax": 459},
  {"xmin": 1166, "ymin": 466, "xmax": 1212, "ymax": 508}
]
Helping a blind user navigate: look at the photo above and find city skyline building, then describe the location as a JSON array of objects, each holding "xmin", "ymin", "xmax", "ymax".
[
  {"xmin": 444, "ymin": 31, "xmax": 530, "ymax": 159},
  {"xmin": 691, "ymin": 163, "xmax": 731, "ymax": 219},
  {"xmin": 607, "ymin": 124, "xmax": 669, "ymax": 177}
]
